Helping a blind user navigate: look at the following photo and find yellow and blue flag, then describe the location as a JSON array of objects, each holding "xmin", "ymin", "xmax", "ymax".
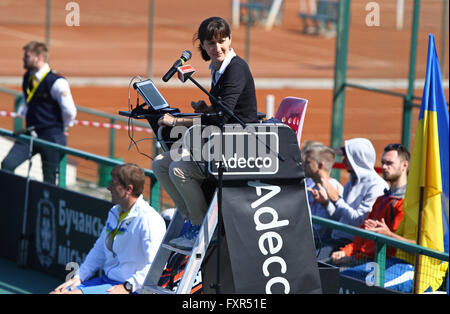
[{"xmin": 396, "ymin": 34, "xmax": 449, "ymax": 293}]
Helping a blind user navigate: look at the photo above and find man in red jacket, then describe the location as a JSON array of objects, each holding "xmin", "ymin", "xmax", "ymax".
[{"xmin": 330, "ymin": 143, "xmax": 410, "ymax": 264}]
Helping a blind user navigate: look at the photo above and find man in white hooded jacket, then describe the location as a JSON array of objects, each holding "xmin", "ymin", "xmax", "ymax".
[
  {"xmin": 312, "ymin": 138, "xmax": 388, "ymax": 260},
  {"xmin": 51, "ymin": 163, "xmax": 166, "ymax": 294}
]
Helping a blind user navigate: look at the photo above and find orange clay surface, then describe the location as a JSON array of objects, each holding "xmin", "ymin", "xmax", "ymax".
[{"xmin": 0, "ymin": 0, "xmax": 448, "ymax": 184}]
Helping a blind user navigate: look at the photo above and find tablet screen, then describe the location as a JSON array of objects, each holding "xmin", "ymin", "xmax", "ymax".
[{"xmin": 134, "ymin": 80, "xmax": 169, "ymax": 111}]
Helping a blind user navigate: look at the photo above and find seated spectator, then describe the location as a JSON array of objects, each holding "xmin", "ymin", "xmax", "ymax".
[
  {"xmin": 355, "ymin": 195, "xmax": 446, "ymax": 293},
  {"xmin": 301, "ymin": 140, "xmax": 327, "ymax": 188},
  {"xmin": 330, "ymin": 143, "xmax": 410, "ymax": 265},
  {"xmin": 332, "ymin": 144, "xmax": 447, "ymax": 293},
  {"xmin": 50, "ymin": 163, "xmax": 166, "ymax": 294},
  {"xmin": 304, "ymin": 144, "xmax": 344, "ymax": 242},
  {"xmin": 310, "ymin": 138, "xmax": 388, "ymax": 260}
]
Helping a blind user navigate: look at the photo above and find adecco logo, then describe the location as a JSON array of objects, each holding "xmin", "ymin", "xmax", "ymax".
[
  {"xmin": 217, "ymin": 153, "xmax": 273, "ymax": 170},
  {"xmin": 248, "ymin": 181, "xmax": 290, "ymax": 294},
  {"xmin": 207, "ymin": 131, "xmax": 279, "ymax": 176}
]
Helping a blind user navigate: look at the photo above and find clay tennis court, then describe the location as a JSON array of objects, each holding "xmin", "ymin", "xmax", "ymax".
[
  {"xmin": 0, "ymin": 0, "xmax": 448, "ymax": 179},
  {"xmin": 0, "ymin": 0, "xmax": 448, "ymax": 294}
]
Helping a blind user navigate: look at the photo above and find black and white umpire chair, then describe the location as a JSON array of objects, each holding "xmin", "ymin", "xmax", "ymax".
[{"xmin": 120, "ymin": 78, "xmax": 322, "ymax": 294}]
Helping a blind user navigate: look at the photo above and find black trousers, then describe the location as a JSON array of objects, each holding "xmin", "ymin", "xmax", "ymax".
[{"xmin": 1, "ymin": 132, "xmax": 66, "ymax": 184}]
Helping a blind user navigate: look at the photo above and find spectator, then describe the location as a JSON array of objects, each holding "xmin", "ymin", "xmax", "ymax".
[
  {"xmin": 333, "ymin": 145, "xmax": 446, "ymax": 293},
  {"xmin": 1, "ymin": 41, "xmax": 77, "ymax": 184},
  {"xmin": 330, "ymin": 143, "xmax": 410, "ymax": 265},
  {"xmin": 301, "ymin": 140, "xmax": 325, "ymax": 156},
  {"xmin": 301, "ymin": 140, "xmax": 326, "ymax": 188},
  {"xmin": 50, "ymin": 163, "xmax": 166, "ymax": 294},
  {"xmin": 311, "ymin": 138, "xmax": 388, "ymax": 260},
  {"xmin": 304, "ymin": 144, "xmax": 344, "ymax": 241}
]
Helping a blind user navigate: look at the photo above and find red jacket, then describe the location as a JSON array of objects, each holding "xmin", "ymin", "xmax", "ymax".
[{"xmin": 341, "ymin": 188, "xmax": 405, "ymax": 259}]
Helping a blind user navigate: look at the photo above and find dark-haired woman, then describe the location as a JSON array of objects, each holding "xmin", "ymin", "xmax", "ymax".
[{"xmin": 153, "ymin": 17, "xmax": 257, "ymax": 250}]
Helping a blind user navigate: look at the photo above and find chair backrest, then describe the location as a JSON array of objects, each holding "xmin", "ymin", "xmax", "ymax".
[{"xmin": 274, "ymin": 96, "xmax": 308, "ymax": 145}]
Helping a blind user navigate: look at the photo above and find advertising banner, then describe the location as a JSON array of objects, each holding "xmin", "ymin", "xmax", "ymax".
[
  {"xmin": 0, "ymin": 170, "xmax": 26, "ymax": 260},
  {"xmin": 0, "ymin": 170, "xmax": 112, "ymax": 279},
  {"xmin": 27, "ymin": 181, "xmax": 112, "ymax": 279},
  {"xmin": 221, "ymin": 179, "xmax": 322, "ymax": 294}
]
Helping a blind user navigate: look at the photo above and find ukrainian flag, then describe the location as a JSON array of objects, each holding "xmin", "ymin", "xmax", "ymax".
[{"xmin": 396, "ymin": 34, "xmax": 449, "ymax": 293}]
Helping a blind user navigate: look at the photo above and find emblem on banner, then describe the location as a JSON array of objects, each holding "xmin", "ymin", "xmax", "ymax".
[{"xmin": 35, "ymin": 190, "xmax": 57, "ymax": 267}]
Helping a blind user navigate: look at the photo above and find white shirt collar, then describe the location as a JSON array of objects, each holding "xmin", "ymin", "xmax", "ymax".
[
  {"xmin": 34, "ymin": 63, "xmax": 50, "ymax": 80},
  {"xmin": 209, "ymin": 48, "xmax": 236, "ymax": 85},
  {"xmin": 115, "ymin": 194, "xmax": 143, "ymax": 216},
  {"xmin": 33, "ymin": 63, "xmax": 50, "ymax": 80}
]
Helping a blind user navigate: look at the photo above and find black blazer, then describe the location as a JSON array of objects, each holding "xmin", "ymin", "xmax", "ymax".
[{"xmin": 206, "ymin": 55, "xmax": 258, "ymax": 125}]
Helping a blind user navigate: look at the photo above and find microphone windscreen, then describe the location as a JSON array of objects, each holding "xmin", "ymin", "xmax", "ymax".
[{"xmin": 182, "ymin": 50, "xmax": 192, "ymax": 61}]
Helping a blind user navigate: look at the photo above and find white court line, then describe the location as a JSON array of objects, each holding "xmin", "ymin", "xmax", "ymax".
[
  {"xmin": 1, "ymin": 76, "xmax": 449, "ymax": 90},
  {"xmin": 0, "ymin": 26, "xmax": 64, "ymax": 46}
]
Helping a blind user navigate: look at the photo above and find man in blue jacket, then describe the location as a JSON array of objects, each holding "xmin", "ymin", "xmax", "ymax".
[{"xmin": 1, "ymin": 41, "xmax": 77, "ymax": 184}]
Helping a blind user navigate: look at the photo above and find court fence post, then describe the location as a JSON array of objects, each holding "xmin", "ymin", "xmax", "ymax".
[
  {"xmin": 401, "ymin": 0, "xmax": 420, "ymax": 150},
  {"xmin": 330, "ymin": 0, "xmax": 351, "ymax": 181}
]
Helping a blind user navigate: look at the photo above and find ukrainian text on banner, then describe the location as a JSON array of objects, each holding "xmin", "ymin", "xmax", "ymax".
[{"xmin": 27, "ymin": 180, "xmax": 111, "ymax": 279}]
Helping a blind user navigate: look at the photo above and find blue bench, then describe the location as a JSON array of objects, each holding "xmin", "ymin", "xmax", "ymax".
[
  {"xmin": 240, "ymin": 0, "xmax": 284, "ymax": 25},
  {"xmin": 298, "ymin": 0, "xmax": 338, "ymax": 36}
]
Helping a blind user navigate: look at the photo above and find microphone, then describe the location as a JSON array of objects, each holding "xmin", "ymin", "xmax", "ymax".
[
  {"xmin": 177, "ymin": 64, "xmax": 196, "ymax": 83},
  {"xmin": 162, "ymin": 50, "xmax": 192, "ymax": 82},
  {"xmin": 13, "ymin": 126, "xmax": 36, "ymax": 137}
]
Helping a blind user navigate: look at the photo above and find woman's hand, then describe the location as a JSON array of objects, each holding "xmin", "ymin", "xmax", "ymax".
[
  {"xmin": 191, "ymin": 100, "xmax": 209, "ymax": 113},
  {"xmin": 158, "ymin": 113, "xmax": 176, "ymax": 127}
]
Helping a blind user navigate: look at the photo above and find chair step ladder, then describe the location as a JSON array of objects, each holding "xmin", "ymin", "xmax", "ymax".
[{"xmin": 139, "ymin": 191, "xmax": 218, "ymax": 294}]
